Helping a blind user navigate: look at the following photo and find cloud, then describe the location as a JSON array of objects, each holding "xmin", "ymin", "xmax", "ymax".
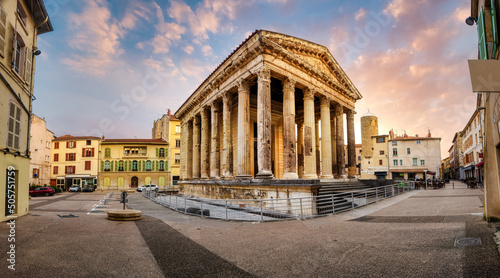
[
  {"xmin": 184, "ymin": 45, "xmax": 194, "ymax": 54},
  {"xmin": 355, "ymin": 8, "xmax": 367, "ymax": 21},
  {"xmin": 201, "ymin": 45, "xmax": 213, "ymax": 56}
]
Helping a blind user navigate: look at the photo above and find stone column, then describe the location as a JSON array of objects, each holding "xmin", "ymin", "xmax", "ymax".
[
  {"xmin": 200, "ymin": 108, "xmax": 210, "ymax": 180},
  {"xmin": 256, "ymin": 67, "xmax": 273, "ymax": 179},
  {"xmin": 335, "ymin": 104, "xmax": 345, "ymax": 177},
  {"xmin": 283, "ymin": 77, "xmax": 298, "ymax": 179},
  {"xmin": 347, "ymin": 109, "xmax": 356, "ymax": 177},
  {"xmin": 302, "ymin": 88, "xmax": 317, "ymax": 179},
  {"xmin": 315, "ymin": 118, "xmax": 321, "ymax": 176},
  {"xmin": 236, "ymin": 79, "xmax": 252, "ymax": 179},
  {"xmin": 192, "ymin": 116, "xmax": 201, "ymax": 179},
  {"xmin": 186, "ymin": 120, "xmax": 193, "ymax": 180},
  {"xmin": 297, "ymin": 122, "xmax": 304, "ymax": 178},
  {"xmin": 210, "ymin": 102, "xmax": 220, "ymax": 179},
  {"xmin": 221, "ymin": 91, "xmax": 233, "ymax": 180},
  {"xmin": 330, "ymin": 109, "xmax": 337, "ymax": 175},
  {"xmin": 180, "ymin": 121, "xmax": 187, "ymax": 180},
  {"xmin": 320, "ymin": 96, "xmax": 333, "ymax": 179}
]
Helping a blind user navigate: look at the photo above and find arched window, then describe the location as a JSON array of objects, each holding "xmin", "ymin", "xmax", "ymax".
[
  {"xmin": 132, "ymin": 160, "xmax": 138, "ymax": 171},
  {"xmin": 159, "ymin": 161, "xmax": 165, "ymax": 171},
  {"xmin": 145, "ymin": 160, "xmax": 152, "ymax": 171},
  {"xmin": 104, "ymin": 160, "xmax": 110, "ymax": 171},
  {"xmin": 159, "ymin": 148, "xmax": 165, "ymax": 157},
  {"xmin": 118, "ymin": 160, "xmax": 124, "ymax": 171},
  {"xmin": 104, "ymin": 148, "xmax": 111, "ymax": 157}
]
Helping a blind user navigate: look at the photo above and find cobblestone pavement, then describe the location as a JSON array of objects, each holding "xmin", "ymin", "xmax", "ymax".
[{"xmin": 1, "ymin": 182, "xmax": 499, "ymax": 277}]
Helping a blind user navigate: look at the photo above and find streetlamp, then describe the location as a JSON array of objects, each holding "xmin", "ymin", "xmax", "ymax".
[{"xmin": 424, "ymin": 170, "xmax": 428, "ymax": 190}]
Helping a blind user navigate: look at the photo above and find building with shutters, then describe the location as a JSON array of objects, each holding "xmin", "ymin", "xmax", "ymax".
[
  {"xmin": 29, "ymin": 114, "xmax": 54, "ymax": 186},
  {"xmin": 98, "ymin": 138, "xmax": 169, "ymax": 190},
  {"xmin": 0, "ymin": 0, "xmax": 53, "ymax": 222},
  {"xmin": 152, "ymin": 109, "xmax": 181, "ymax": 185},
  {"xmin": 460, "ymin": 104, "xmax": 484, "ymax": 181},
  {"xmin": 50, "ymin": 135, "xmax": 100, "ymax": 191}
]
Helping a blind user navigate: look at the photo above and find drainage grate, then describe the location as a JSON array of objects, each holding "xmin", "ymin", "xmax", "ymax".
[
  {"xmin": 57, "ymin": 214, "xmax": 78, "ymax": 218},
  {"xmin": 454, "ymin": 237, "xmax": 481, "ymax": 247}
]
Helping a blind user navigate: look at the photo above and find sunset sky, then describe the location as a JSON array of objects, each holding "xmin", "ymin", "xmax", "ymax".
[{"xmin": 33, "ymin": 0, "xmax": 478, "ymax": 158}]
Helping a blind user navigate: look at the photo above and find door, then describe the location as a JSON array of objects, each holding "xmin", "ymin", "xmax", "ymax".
[{"xmin": 131, "ymin": 176, "xmax": 138, "ymax": 188}]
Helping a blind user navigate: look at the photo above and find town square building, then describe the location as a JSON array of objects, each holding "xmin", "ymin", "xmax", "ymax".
[
  {"xmin": 152, "ymin": 109, "xmax": 181, "ymax": 185},
  {"xmin": 175, "ymin": 30, "xmax": 362, "ymax": 199},
  {"xmin": 29, "ymin": 114, "xmax": 54, "ymax": 186}
]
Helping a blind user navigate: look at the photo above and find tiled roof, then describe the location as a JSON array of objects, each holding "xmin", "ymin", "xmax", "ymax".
[
  {"xmin": 53, "ymin": 135, "xmax": 101, "ymax": 141},
  {"xmin": 102, "ymin": 138, "xmax": 168, "ymax": 144},
  {"xmin": 390, "ymin": 136, "xmax": 441, "ymax": 141}
]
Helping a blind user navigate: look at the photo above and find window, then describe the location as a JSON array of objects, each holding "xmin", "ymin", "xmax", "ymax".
[
  {"xmin": 132, "ymin": 160, "xmax": 138, "ymax": 171},
  {"xmin": 158, "ymin": 148, "xmax": 165, "ymax": 157},
  {"xmin": 0, "ymin": 6, "xmax": 7, "ymax": 58},
  {"xmin": 420, "ymin": 160, "xmax": 425, "ymax": 165},
  {"xmin": 175, "ymin": 153, "xmax": 180, "ymax": 164},
  {"xmin": 53, "ymin": 166, "xmax": 58, "ymax": 175},
  {"xmin": 65, "ymin": 166, "xmax": 75, "ymax": 174},
  {"xmin": 54, "ymin": 153, "xmax": 59, "ymax": 162},
  {"xmin": 86, "ymin": 140, "xmax": 91, "ymax": 145},
  {"xmin": 67, "ymin": 141, "xmax": 76, "ymax": 148},
  {"xmin": 7, "ymin": 102, "xmax": 21, "ymax": 150},
  {"xmin": 358, "ymin": 156, "xmax": 361, "ymax": 161},
  {"xmin": 416, "ymin": 140, "xmax": 421, "ymax": 144},
  {"xmin": 380, "ymin": 150, "xmax": 384, "ymax": 155},
  {"xmin": 175, "ymin": 139, "xmax": 181, "ymax": 148},
  {"xmin": 159, "ymin": 161, "xmax": 165, "ymax": 171},
  {"xmin": 118, "ymin": 160, "xmax": 124, "ymax": 171},
  {"xmin": 393, "ymin": 148, "xmax": 398, "ymax": 156},
  {"xmin": 13, "ymin": 40, "xmax": 21, "ymax": 74},
  {"xmin": 66, "ymin": 153, "xmax": 76, "ymax": 161},
  {"xmin": 145, "ymin": 160, "xmax": 152, "ymax": 171},
  {"xmin": 392, "ymin": 141, "xmax": 397, "ymax": 145},
  {"xmin": 413, "ymin": 158, "xmax": 417, "ymax": 166},
  {"xmin": 83, "ymin": 148, "xmax": 94, "ymax": 157},
  {"xmin": 175, "ymin": 125, "xmax": 181, "ymax": 133},
  {"xmin": 393, "ymin": 159, "xmax": 398, "ymax": 166},
  {"xmin": 400, "ymin": 159, "xmax": 403, "ymax": 166},
  {"xmin": 379, "ymin": 160, "xmax": 383, "ymax": 165},
  {"xmin": 104, "ymin": 161, "xmax": 110, "ymax": 171},
  {"xmin": 85, "ymin": 161, "xmax": 91, "ymax": 171},
  {"xmin": 377, "ymin": 137, "xmax": 385, "ymax": 143},
  {"xmin": 16, "ymin": 2, "xmax": 27, "ymax": 26},
  {"xmin": 54, "ymin": 142, "xmax": 59, "ymax": 149},
  {"xmin": 104, "ymin": 148, "xmax": 111, "ymax": 158},
  {"xmin": 33, "ymin": 168, "xmax": 39, "ymax": 178},
  {"xmin": 407, "ymin": 148, "xmax": 411, "ymax": 154}
]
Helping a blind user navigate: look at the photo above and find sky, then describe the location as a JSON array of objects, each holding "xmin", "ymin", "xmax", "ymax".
[{"xmin": 33, "ymin": 0, "xmax": 478, "ymax": 159}]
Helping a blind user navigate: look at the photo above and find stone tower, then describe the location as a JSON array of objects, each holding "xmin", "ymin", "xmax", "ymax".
[{"xmin": 361, "ymin": 111, "xmax": 378, "ymax": 158}]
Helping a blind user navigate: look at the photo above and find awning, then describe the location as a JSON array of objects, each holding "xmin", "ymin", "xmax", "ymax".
[
  {"xmin": 427, "ymin": 171, "xmax": 436, "ymax": 175},
  {"xmin": 476, "ymin": 161, "xmax": 484, "ymax": 167},
  {"xmin": 374, "ymin": 171, "xmax": 387, "ymax": 176}
]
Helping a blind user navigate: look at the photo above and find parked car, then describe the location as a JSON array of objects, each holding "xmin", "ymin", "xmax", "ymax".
[
  {"xmin": 137, "ymin": 184, "xmax": 159, "ymax": 192},
  {"xmin": 29, "ymin": 187, "xmax": 55, "ymax": 197},
  {"xmin": 82, "ymin": 187, "xmax": 94, "ymax": 192},
  {"xmin": 69, "ymin": 185, "xmax": 81, "ymax": 192}
]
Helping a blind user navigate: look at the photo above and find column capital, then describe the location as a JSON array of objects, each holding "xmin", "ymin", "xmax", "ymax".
[
  {"xmin": 211, "ymin": 101, "xmax": 219, "ymax": 112},
  {"xmin": 283, "ymin": 77, "xmax": 296, "ymax": 92},
  {"xmin": 193, "ymin": 115, "xmax": 200, "ymax": 124},
  {"xmin": 304, "ymin": 88, "xmax": 315, "ymax": 100},
  {"xmin": 320, "ymin": 95, "xmax": 331, "ymax": 107},
  {"xmin": 257, "ymin": 67, "xmax": 271, "ymax": 82},
  {"xmin": 237, "ymin": 78, "xmax": 250, "ymax": 92},
  {"xmin": 222, "ymin": 91, "xmax": 232, "ymax": 102}
]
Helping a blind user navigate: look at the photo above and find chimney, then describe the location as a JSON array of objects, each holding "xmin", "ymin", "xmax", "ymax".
[
  {"xmin": 389, "ymin": 129, "xmax": 394, "ymax": 140},
  {"xmin": 168, "ymin": 109, "xmax": 171, "ymax": 117},
  {"xmin": 427, "ymin": 129, "xmax": 431, "ymax": 138},
  {"xmin": 403, "ymin": 130, "xmax": 408, "ymax": 139},
  {"xmin": 102, "ymin": 135, "xmax": 105, "ymax": 140}
]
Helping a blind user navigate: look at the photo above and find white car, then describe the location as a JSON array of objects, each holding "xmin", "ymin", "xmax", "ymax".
[{"xmin": 137, "ymin": 184, "xmax": 159, "ymax": 192}]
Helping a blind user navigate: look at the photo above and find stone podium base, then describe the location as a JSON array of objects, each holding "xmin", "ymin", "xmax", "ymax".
[{"xmin": 107, "ymin": 210, "xmax": 142, "ymax": 221}]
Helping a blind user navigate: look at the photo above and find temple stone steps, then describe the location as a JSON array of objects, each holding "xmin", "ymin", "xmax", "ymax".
[{"xmin": 318, "ymin": 181, "xmax": 370, "ymax": 195}]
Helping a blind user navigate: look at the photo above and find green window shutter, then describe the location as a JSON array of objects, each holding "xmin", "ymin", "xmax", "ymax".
[
  {"xmin": 478, "ymin": 6, "xmax": 488, "ymax": 59},
  {"xmin": 0, "ymin": 6, "xmax": 6, "ymax": 57},
  {"xmin": 100, "ymin": 161, "xmax": 104, "ymax": 171},
  {"xmin": 111, "ymin": 161, "xmax": 114, "ymax": 172},
  {"xmin": 492, "ymin": 0, "xmax": 498, "ymax": 54},
  {"xmin": 156, "ymin": 148, "xmax": 159, "ymax": 157}
]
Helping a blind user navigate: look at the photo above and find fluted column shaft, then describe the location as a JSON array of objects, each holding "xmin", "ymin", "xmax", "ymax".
[
  {"xmin": 315, "ymin": 119, "xmax": 321, "ymax": 176},
  {"xmin": 210, "ymin": 103, "xmax": 220, "ymax": 179},
  {"xmin": 303, "ymin": 88, "xmax": 317, "ymax": 179},
  {"xmin": 283, "ymin": 77, "xmax": 298, "ymax": 179},
  {"xmin": 200, "ymin": 108, "xmax": 210, "ymax": 180},
  {"xmin": 192, "ymin": 116, "xmax": 201, "ymax": 179},
  {"xmin": 335, "ymin": 104, "xmax": 345, "ymax": 177},
  {"xmin": 186, "ymin": 121, "xmax": 193, "ymax": 180},
  {"xmin": 347, "ymin": 109, "xmax": 356, "ymax": 177},
  {"xmin": 330, "ymin": 109, "xmax": 337, "ymax": 175},
  {"xmin": 256, "ymin": 68, "xmax": 273, "ymax": 178},
  {"xmin": 297, "ymin": 122, "xmax": 304, "ymax": 178},
  {"xmin": 320, "ymin": 96, "xmax": 333, "ymax": 179},
  {"xmin": 222, "ymin": 92, "xmax": 233, "ymax": 179},
  {"xmin": 237, "ymin": 79, "xmax": 252, "ymax": 179}
]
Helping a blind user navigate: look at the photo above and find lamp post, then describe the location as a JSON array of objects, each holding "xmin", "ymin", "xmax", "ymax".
[{"xmin": 424, "ymin": 170, "xmax": 428, "ymax": 190}]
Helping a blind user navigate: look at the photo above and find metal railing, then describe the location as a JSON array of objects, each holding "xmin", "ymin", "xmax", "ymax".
[{"xmin": 142, "ymin": 181, "xmax": 415, "ymax": 222}]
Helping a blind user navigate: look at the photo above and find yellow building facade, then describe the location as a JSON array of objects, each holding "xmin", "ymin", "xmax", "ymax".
[
  {"xmin": 152, "ymin": 110, "xmax": 181, "ymax": 185},
  {"xmin": 50, "ymin": 135, "xmax": 100, "ymax": 190},
  {"xmin": 98, "ymin": 139, "xmax": 169, "ymax": 190},
  {"xmin": 0, "ymin": 0, "xmax": 52, "ymax": 222}
]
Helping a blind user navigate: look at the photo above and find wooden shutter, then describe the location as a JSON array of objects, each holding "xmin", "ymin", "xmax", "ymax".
[
  {"xmin": 0, "ymin": 6, "xmax": 6, "ymax": 57},
  {"xmin": 492, "ymin": 0, "xmax": 498, "ymax": 54},
  {"xmin": 54, "ymin": 153, "xmax": 58, "ymax": 162},
  {"xmin": 100, "ymin": 161, "xmax": 104, "ymax": 171},
  {"xmin": 91, "ymin": 148, "xmax": 95, "ymax": 157},
  {"xmin": 53, "ymin": 166, "xmax": 58, "ymax": 174},
  {"xmin": 65, "ymin": 166, "xmax": 68, "ymax": 174},
  {"xmin": 24, "ymin": 46, "xmax": 31, "ymax": 83},
  {"xmin": 478, "ymin": 6, "xmax": 488, "ymax": 59},
  {"xmin": 82, "ymin": 148, "xmax": 85, "ymax": 157},
  {"xmin": 65, "ymin": 153, "xmax": 69, "ymax": 161},
  {"xmin": 156, "ymin": 148, "xmax": 159, "ymax": 157}
]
